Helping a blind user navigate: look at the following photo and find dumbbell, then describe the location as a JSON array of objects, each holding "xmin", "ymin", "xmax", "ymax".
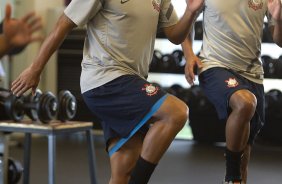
[
  {"xmin": 26, "ymin": 89, "xmax": 77, "ymax": 123},
  {"xmin": 275, "ymin": 59, "xmax": 282, "ymax": 79},
  {"xmin": 194, "ymin": 21, "xmax": 203, "ymax": 40},
  {"xmin": 57, "ymin": 90, "xmax": 77, "ymax": 122},
  {"xmin": 149, "ymin": 50, "xmax": 162, "ymax": 73},
  {"xmin": 166, "ymin": 84, "xmax": 184, "ymax": 97},
  {"xmin": 160, "ymin": 54, "xmax": 177, "ymax": 73},
  {"xmin": 166, "ymin": 84, "xmax": 194, "ymax": 105},
  {"xmin": 25, "ymin": 89, "xmax": 76, "ymax": 123},
  {"xmin": 0, "ymin": 88, "xmax": 25, "ymax": 122},
  {"xmin": 261, "ymin": 55, "xmax": 275, "ymax": 78},
  {"xmin": 171, "ymin": 50, "xmax": 185, "ymax": 74},
  {"xmin": 7, "ymin": 157, "xmax": 23, "ymax": 184},
  {"xmin": 23, "ymin": 89, "xmax": 58, "ymax": 123}
]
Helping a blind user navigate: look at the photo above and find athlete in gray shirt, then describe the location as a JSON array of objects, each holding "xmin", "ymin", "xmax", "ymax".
[
  {"xmin": 11, "ymin": 0, "xmax": 203, "ymax": 183},
  {"xmin": 184, "ymin": 0, "xmax": 282, "ymax": 183}
]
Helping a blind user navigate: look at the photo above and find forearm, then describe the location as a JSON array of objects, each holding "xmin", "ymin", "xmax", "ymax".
[
  {"xmin": 181, "ymin": 33, "xmax": 195, "ymax": 60},
  {"xmin": 166, "ymin": 7, "xmax": 199, "ymax": 44}
]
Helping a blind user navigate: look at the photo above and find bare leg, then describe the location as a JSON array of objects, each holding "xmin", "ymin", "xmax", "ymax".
[
  {"xmin": 225, "ymin": 90, "xmax": 256, "ymax": 182},
  {"xmin": 110, "ymin": 95, "xmax": 188, "ymax": 184},
  {"xmin": 128, "ymin": 95, "xmax": 188, "ymax": 184},
  {"xmin": 141, "ymin": 95, "xmax": 188, "ymax": 163},
  {"xmin": 109, "ymin": 133, "xmax": 143, "ymax": 184},
  {"xmin": 226, "ymin": 90, "xmax": 256, "ymax": 151}
]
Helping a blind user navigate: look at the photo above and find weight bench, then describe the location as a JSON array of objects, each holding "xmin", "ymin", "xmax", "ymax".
[{"xmin": 0, "ymin": 120, "xmax": 98, "ymax": 184}]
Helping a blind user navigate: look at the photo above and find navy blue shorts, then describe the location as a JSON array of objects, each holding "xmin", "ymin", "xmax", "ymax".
[
  {"xmin": 82, "ymin": 75, "xmax": 167, "ymax": 150},
  {"xmin": 199, "ymin": 67, "xmax": 265, "ymax": 144}
]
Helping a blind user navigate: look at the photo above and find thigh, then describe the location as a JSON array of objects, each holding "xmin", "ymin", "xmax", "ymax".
[
  {"xmin": 199, "ymin": 67, "xmax": 249, "ymax": 120},
  {"xmin": 152, "ymin": 94, "xmax": 188, "ymax": 122}
]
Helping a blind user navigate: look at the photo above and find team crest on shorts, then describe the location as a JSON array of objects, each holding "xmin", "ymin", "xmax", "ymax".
[
  {"xmin": 152, "ymin": 0, "xmax": 161, "ymax": 12},
  {"xmin": 248, "ymin": 0, "xmax": 263, "ymax": 11},
  {"xmin": 225, "ymin": 78, "xmax": 239, "ymax": 88},
  {"xmin": 142, "ymin": 84, "xmax": 159, "ymax": 96}
]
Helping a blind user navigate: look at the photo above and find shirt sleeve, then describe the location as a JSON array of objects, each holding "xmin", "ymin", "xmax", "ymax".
[
  {"xmin": 158, "ymin": 0, "xmax": 179, "ymax": 29},
  {"xmin": 64, "ymin": 0, "xmax": 104, "ymax": 27}
]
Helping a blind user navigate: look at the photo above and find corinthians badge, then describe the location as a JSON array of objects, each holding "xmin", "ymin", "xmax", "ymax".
[
  {"xmin": 248, "ymin": 0, "xmax": 263, "ymax": 11},
  {"xmin": 225, "ymin": 78, "xmax": 239, "ymax": 88},
  {"xmin": 142, "ymin": 84, "xmax": 159, "ymax": 96}
]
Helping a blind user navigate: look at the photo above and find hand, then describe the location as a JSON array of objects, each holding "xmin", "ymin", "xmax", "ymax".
[
  {"xmin": 3, "ymin": 4, "xmax": 42, "ymax": 49},
  {"xmin": 185, "ymin": 54, "xmax": 202, "ymax": 85},
  {"xmin": 186, "ymin": 0, "xmax": 204, "ymax": 13},
  {"xmin": 11, "ymin": 66, "xmax": 41, "ymax": 96},
  {"xmin": 268, "ymin": 0, "xmax": 282, "ymax": 21}
]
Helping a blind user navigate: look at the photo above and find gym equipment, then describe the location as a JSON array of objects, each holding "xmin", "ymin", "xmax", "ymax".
[
  {"xmin": 0, "ymin": 88, "xmax": 25, "ymax": 122},
  {"xmin": 194, "ymin": 21, "xmax": 203, "ymax": 40},
  {"xmin": 149, "ymin": 50, "xmax": 162, "ymax": 73},
  {"xmin": 0, "ymin": 88, "xmax": 58, "ymax": 123},
  {"xmin": 166, "ymin": 84, "xmax": 184, "ymax": 97},
  {"xmin": 261, "ymin": 55, "xmax": 273, "ymax": 78},
  {"xmin": 165, "ymin": 84, "xmax": 193, "ymax": 105},
  {"xmin": 57, "ymin": 90, "xmax": 77, "ymax": 122},
  {"xmin": 7, "ymin": 158, "xmax": 23, "ymax": 184},
  {"xmin": 171, "ymin": 50, "xmax": 185, "ymax": 74},
  {"xmin": 262, "ymin": 22, "xmax": 273, "ymax": 43},
  {"xmin": 160, "ymin": 54, "xmax": 177, "ymax": 73},
  {"xmin": 262, "ymin": 55, "xmax": 282, "ymax": 79},
  {"xmin": 23, "ymin": 90, "xmax": 58, "ymax": 123},
  {"xmin": 260, "ymin": 89, "xmax": 282, "ymax": 142},
  {"xmin": 275, "ymin": 60, "xmax": 282, "ymax": 79},
  {"xmin": 188, "ymin": 85, "xmax": 225, "ymax": 143}
]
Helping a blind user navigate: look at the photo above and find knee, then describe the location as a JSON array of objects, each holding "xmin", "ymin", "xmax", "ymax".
[
  {"xmin": 168, "ymin": 100, "xmax": 189, "ymax": 131},
  {"xmin": 230, "ymin": 90, "xmax": 257, "ymax": 118}
]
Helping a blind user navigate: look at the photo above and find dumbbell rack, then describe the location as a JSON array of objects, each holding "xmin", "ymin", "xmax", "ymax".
[{"xmin": 0, "ymin": 120, "xmax": 98, "ymax": 184}]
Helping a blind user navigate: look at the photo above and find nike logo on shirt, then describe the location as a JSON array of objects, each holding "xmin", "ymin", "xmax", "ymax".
[{"xmin": 121, "ymin": 0, "xmax": 130, "ymax": 4}]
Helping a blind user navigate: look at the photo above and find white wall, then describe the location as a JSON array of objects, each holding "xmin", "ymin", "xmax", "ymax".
[{"xmin": 10, "ymin": 0, "xmax": 64, "ymax": 93}]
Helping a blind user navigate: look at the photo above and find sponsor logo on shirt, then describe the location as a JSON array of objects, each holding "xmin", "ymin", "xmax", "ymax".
[
  {"xmin": 225, "ymin": 78, "xmax": 239, "ymax": 88},
  {"xmin": 142, "ymin": 84, "xmax": 159, "ymax": 96},
  {"xmin": 121, "ymin": 0, "xmax": 130, "ymax": 4},
  {"xmin": 248, "ymin": 0, "xmax": 263, "ymax": 11},
  {"xmin": 152, "ymin": 0, "xmax": 161, "ymax": 12}
]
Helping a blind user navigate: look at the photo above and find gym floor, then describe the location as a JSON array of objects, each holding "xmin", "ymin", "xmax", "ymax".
[{"xmin": 8, "ymin": 131, "xmax": 282, "ymax": 184}]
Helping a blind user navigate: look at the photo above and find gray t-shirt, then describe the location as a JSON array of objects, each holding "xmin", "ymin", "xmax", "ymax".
[
  {"xmin": 199, "ymin": 0, "xmax": 278, "ymax": 84},
  {"xmin": 64, "ymin": 0, "xmax": 178, "ymax": 93}
]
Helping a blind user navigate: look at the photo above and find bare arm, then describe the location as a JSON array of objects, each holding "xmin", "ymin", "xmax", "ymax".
[
  {"xmin": 181, "ymin": 32, "xmax": 202, "ymax": 85},
  {"xmin": 163, "ymin": 0, "xmax": 204, "ymax": 44},
  {"xmin": 268, "ymin": 0, "xmax": 282, "ymax": 47},
  {"xmin": 11, "ymin": 14, "xmax": 76, "ymax": 96}
]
